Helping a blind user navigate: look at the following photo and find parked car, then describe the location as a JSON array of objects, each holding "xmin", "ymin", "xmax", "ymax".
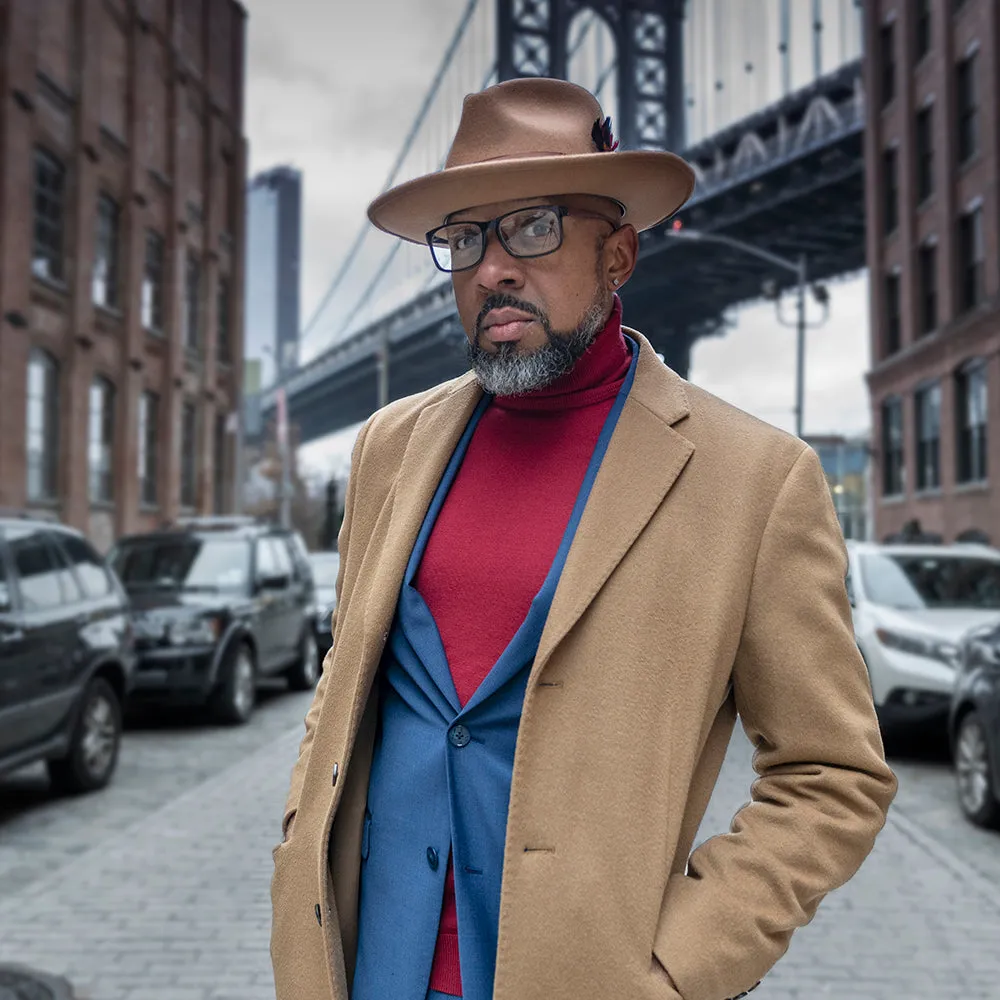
[
  {"xmin": 308, "ymin": 550, "xmax": 340, "ymax": 659},
  {"xmin": 107, "ymin": 517, "xmax": 319, "ymax": 724},
  {"xmin": 950, "ymin": 620, "xmax": 1000, "ymax": 829},
  {"xmin": 0, "ymin": 512, "xmax": 135, "ymax": 793},
  {"xmin": 846, "ymin": 541, "xmax": 1000, "ymax": 732}
]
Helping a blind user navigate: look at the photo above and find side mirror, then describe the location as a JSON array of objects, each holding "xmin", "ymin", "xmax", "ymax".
[{"xmin": 0, "ymin": 585, "xmax": 10, "ymax": 613}]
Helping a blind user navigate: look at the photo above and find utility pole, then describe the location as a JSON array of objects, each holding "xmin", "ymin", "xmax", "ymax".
[
  {"xmin": 665, "ymin": 227, "xmax": 828, "ymax": 439},
  {"xmin": 276, "ymin": 385, "xmax": 291, "ymax": 528},
  {"xmin": 794, "ymin": 254, "xmax": 807, "ymax": 440}
]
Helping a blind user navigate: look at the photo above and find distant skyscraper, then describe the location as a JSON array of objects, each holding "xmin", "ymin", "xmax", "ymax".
[{"xmin": 245, "ymin": 166, "xmax": 302, "ymax": 389}]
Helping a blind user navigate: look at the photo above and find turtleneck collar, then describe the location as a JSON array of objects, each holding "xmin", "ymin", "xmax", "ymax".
[{"xmin": 492, "ymin": 295, "xmax": 631, "ymax": 412}]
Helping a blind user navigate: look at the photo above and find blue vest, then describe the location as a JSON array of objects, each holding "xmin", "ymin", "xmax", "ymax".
[{"xmin": 352, "ymin": 341, "xmax": 638, "ymax": 1000}]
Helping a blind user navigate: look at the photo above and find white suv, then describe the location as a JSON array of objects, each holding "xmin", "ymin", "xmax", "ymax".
[{"xmin": 845, "ymin": 541, "xmax": 1000, "ymax": 731}]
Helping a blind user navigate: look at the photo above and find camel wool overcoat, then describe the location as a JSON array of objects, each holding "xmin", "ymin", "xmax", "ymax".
[{"xmin": 270, "ymin": 329, "xmax": 897, "ymax": 1000}]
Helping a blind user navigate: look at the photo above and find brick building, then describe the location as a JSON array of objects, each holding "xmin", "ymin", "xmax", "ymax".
[
  {"xmin": 864, "ymin": 0, "xmax": 1000, "ymax": 545},
  {"xmin": 0, "ymin": 0, "xmax": 247, "ymax": 551}
]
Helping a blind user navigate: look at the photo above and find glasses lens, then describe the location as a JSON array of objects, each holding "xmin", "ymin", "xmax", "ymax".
[
  {"xmin": 500, "ymin": 207, "xmax": 562, "ymax": 257},
  {"xmin": 430, "ymin": 224, "xmax": 482, "ymax": 272}
]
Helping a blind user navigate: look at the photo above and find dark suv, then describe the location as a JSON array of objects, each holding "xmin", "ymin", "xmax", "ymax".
[
  {"xmin": 108, "ymin": 517, "xmax": 320, "ymax": 724},
  {"xmin": 0, "ymin": 513, "xmax": 135, "ymax": 794}
]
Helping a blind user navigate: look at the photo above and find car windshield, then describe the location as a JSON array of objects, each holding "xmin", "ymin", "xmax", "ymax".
[
  {"xmin": 308, "ymin": 554, "xmax": 340, "ymax": 588},
  {"xmin": 859, "ymin": 552, "xmax": 1000, "ymax": 610},
  {"xmin": 110, "ymin": 537, "xmax": 250, "ymax": 592}
]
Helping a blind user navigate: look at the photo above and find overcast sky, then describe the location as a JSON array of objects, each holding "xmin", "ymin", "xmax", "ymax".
[{"xmin": 242, "ymin": 0, "xmax": 872, "ymax": 477}]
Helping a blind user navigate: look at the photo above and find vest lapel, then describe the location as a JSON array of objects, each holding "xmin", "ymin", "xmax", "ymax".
[{"xmin": 531, "ymin": 332, "xmax": 695, "ymax": 681}]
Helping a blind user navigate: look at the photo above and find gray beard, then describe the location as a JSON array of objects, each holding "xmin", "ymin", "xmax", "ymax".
[{"xmin": 466, "ymin": 299, "xmax": 608, "ymax": 397}]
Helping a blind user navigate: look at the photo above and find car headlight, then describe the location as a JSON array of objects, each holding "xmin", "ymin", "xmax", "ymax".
[
  {"xmin": 166, "ymin": 616, "xmax": 221, "ymax": 646},
  {"xmin": 875, "ymin": 628, "xmax": 959, "ymax": 667}
]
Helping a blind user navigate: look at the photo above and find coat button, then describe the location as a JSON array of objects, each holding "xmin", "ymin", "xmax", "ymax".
[
  {"xmin": 448, "ymin": 724, "xmax": 471, "ymax": 748},
  {"xmin": 331, "ymin": 761, "xmax": 340, "ymax": 786},
  {"xmin": 426, "ymin": 847, "xmax": 439, "ymax": 870}
]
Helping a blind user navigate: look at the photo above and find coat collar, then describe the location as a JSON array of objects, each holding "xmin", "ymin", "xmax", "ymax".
[{"xmin": 360, "ymin": 329, "xmax": 694, "ymax": 693}]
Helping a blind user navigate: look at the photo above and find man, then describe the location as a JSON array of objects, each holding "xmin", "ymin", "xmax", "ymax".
[{"xmin": 271, "ymin": 78, "xmax": 896, "ymax": 1000}]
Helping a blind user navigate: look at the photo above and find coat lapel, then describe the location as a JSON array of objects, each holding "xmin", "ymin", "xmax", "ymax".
[
  {"xmin": 531, "ymin": 331, "xmax": 695, "ymax": 679},
  {"xmin": 358, "ymin": 374, "xmax": 484, "ymax": 695}
]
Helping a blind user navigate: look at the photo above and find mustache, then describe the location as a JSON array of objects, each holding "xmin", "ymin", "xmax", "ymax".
[{"xmin": 475, "ymin": 293, "xmax": 548, "ymax": 336}]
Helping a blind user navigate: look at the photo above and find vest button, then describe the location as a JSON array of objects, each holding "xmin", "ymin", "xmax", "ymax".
[
  {"xmin": 448, "ymin": 724, "xmax": 471, "ymax": 748},
  {"xmin": 426, "ymin": 846, "xmax": 440, "ymax": 870}
]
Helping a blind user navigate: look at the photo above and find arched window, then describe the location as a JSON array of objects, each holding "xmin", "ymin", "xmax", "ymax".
[
  {"xmin": 88, "ymin": 376, "xmax": 116, "ymax": 503},
  {"xmin": 26, "ymin": 349, "xmax": 59, "ymax": 500}
]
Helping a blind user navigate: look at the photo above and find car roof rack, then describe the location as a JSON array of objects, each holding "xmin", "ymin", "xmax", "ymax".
[
  {"xmin": 161, "ymin": 515, "xmax": 268, "ymax": 532},
  {"xmin": 0, "ymin": 507, "xmax": 60, "ymax": 522}
]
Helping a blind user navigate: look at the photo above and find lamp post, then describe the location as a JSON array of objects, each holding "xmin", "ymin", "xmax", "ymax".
[{"xmin": 664, "ymin": 227, "xmax": 829, "ymax": 439}]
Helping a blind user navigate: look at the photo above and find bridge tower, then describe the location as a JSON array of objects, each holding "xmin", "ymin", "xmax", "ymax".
[{"xmin": 497, "ymin": 0, "xmax": 687, "ymax": 153}]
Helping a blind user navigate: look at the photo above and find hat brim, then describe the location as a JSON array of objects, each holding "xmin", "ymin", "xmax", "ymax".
[{"xmin": 367, "ymin": 150, "xmax": 696, "ymax": 244}]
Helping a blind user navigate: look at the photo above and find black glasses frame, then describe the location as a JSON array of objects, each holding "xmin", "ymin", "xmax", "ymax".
[{"xmin": 425, "ymin": 204, "xmax": 617, "ymax": 274}]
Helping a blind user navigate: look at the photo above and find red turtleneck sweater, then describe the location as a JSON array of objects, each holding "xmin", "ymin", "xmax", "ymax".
[{"xmin": 414, "ymin": 298, "xmax": 631, "ymax": 996}]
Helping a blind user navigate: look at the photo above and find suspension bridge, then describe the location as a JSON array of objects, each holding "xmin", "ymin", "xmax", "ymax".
[{"xmin": 260, "ymin": 0, "xmax": 868, "ymax": 444}]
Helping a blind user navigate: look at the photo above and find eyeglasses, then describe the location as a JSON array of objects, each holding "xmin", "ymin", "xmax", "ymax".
[{"xmin": 426, "ymin": 204, "xmax": 618, "ymax": 273}]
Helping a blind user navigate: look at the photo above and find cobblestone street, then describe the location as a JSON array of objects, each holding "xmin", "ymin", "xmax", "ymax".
[{"xmin": 1, "ymin": 692, "xmax": 998, "ymax": 1000}]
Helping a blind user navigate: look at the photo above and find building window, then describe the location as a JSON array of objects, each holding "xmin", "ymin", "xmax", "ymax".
[
  {"xmin": 184, "ymin": 254, "xmax": 201, "ymax": 352},
  {"xmin": 884, "ymin": 272, "xmax": 901, "ymax": 356},
  {"xmin": 33, "ymin": 149, "xmax": 65, "ymax": 282},
  {"xmin": 88, "ymin": 377, "xmax": 115, "ymax": 503},
  {"xmin": 883, "ymin": 148, "xmax": 898, "ymax": 235},
  {"xmin": 914, "ymin": 383, "xmax": 941, "ymax": 491},
  {"xmin": 915, "ymin": 0, "xmax": 931, "ymax": 61},
  {"xmin": 213, "ymin": 412, "xmax": 227, "ymax": 514},
  {"xmin": 915, "ymin": 106, "xmax": 933, "ymax": 203},
  {"xmin": 217, "ymin": 276, "xmax": 231, "ymax": 364},
  {"xmin": 879, "ymin": 22, "xmax": 895, "ymax": 108},
  {"xmin": 137, "ymin": 391, "xmax": 159, "ymax": 506},
  {"xmin": 180, "ymin": 401, "xmax": 198, "ymax": 508},
  {"xmin": 958, "ymin": 206, "xmax": 984, "ymax": 311},
  {"xmin": 957, "ymin": 53, "xmax": 978, "ymax": 164},
  {"xmin": 918, "ymin": 243, "xmax": 937, "ymax": 335},
  {"xmin": 881, "ymin": 397, "xmax": 904, "ymax": 497},
  {"xmin": 142, "ymin": 231, "xmax": 165, "ymax": 333},
  {"xmin": 956, "ymin": 362, "xmax": 987, "ymax": 484},
  {"xmin": 26, "ymin": 349, "xmax": 59, "ymax": 501},
  {"xmin": 92, "ymin": 194, "xmax": 120, "ymax": 308}
]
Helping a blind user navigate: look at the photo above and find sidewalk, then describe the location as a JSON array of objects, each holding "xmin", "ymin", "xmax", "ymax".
[{"xmin": 1, "ymin": 726, "xmax": 998, "ymax": 1000}]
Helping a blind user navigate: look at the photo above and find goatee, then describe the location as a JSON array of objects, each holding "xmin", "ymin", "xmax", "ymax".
[{"xmin": 466, "ymin": 292, "xmax": 608, "ymax": 397}]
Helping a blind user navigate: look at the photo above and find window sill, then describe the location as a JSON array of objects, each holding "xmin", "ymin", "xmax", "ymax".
[
  {"xmin": 880, "ymin": 493, "xmax": 908, "ymax": 506},
  {"xmin": 94, "ymin": 303, "xmax": 124, "ymax": 327},
  {"xmin": 25, "ymin": 496, "xmax": 61, "ymax": 511},
  {"xmin": 957, "ymin": 152, "xmax": 982, "ymax": 180},
  {"xmin": 89, "ymin": 499, "xmax": 115, "ymax": 511},
  {"xmin": 914, "ymin": 488, "xmax": 943, "ymax": 499},
  {"xmin": 144, "ymin": 325, "xmax": 166, "ymax": 339},
  {"xmin": 31, "ymin": 273, "xmax": 69, "ymax": 301},
  {"xmin": 954, "ymin": 480, "xmax": 989, "ymax": 495}
]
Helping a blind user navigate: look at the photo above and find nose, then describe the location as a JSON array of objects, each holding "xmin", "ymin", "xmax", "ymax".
[{"xmin": 473, "ymin": 227, "xmax": 524, "ymax": 292}]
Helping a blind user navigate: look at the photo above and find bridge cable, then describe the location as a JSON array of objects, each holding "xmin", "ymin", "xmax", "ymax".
[{"xmin": 297, "ymin": 0, "xmax": 483, "ymax": 352}]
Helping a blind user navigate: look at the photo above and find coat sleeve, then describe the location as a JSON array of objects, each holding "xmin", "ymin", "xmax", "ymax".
[
  {"xmin": 652, "ymin": 444, "xmax": 898, "ymax": 1000},
  {"xmin": 281, "ymin": 416, "xmax": 373, "ymax": 837}
]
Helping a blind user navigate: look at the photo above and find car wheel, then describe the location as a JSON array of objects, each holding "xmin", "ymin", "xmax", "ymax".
[
  {"xmin": 286, "ymin": 629, "xmax": 320, "ymax": 691},
  {"xmin": 210, "ymin": 642, "xmax": 256, "ymax": 725},
  {"xmin": 954, "ymin": 711, "xmax": 1000, "ymax": 830},
  {"xmin": 48, "ymin": 677, "xmax": 122, "ymax": 794}
]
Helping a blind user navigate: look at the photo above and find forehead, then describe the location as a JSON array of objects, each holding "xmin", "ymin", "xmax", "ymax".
[{"xmin": 447, "ymin": 193, "xmax": 618, "ymax": 223}]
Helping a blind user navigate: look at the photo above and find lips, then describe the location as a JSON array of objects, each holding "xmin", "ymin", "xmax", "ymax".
[{"xmin": 481, "ymin": 308, "xmax": 537, "ymax": 342}]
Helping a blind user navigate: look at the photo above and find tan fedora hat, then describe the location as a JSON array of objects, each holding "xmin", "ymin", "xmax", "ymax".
[{"xmin": 367, "ymin": 77, "xmax": 696, "ymax": 245}]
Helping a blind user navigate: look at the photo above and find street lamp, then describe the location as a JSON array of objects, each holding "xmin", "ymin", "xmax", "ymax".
[{"xmin": 664, "ymin": 225, "xmax": 829, "ymax": 438}]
